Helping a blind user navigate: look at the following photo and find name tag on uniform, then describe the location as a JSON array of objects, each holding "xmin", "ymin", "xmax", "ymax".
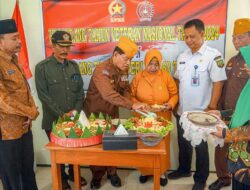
[
  {"xmin": 7, "ymin": 69, "xmax": 15, "ymax": 75},
  {"xmin": 71, "ymin": 73, "xmax": 81, "ymax": 81},
  {"xmin": 180, "ymin": 61, "xmax": 186, "ymax": 64},
  {"xmin": 191, "ymin": 65, "xmax": 200, "ymax": 86},
  {"xmin": 191, "ymin": 75, "xmax": 200, "ymax": 86}
]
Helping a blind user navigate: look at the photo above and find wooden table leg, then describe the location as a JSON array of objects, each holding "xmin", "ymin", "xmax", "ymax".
[
  {"xmin": 153, "ymin": 155, "xmax": 161, "ymax": 190},
  {"xmin": 73, "ymin": 164, "xmax": 81, "ymax": 190},
  {"xmin": 50, "ymin": 151, "xmax": 62, "ymax": 190}
]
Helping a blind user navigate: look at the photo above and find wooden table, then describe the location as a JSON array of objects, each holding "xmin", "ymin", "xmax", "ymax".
[{"xmin": 46, "ymin": 140, "xmax": 166, "ymax": 190}]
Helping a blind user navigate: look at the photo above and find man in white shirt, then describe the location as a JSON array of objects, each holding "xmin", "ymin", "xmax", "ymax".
[{"xmin": 168, "ymin": 19, "xmax": 227, "ymax": 190}]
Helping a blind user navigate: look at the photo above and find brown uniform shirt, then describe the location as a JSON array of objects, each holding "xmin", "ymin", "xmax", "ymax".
[
  {"xmin": 0, "ymin": 51, "xmax": 38, "ymax": 140},
  {"xmin": 84, "ymin": 58, "xmax": 133, "ymax": 118},
  {"xmin": 219, "ymin": 53, "xmax": 249, "ymax": 110}
]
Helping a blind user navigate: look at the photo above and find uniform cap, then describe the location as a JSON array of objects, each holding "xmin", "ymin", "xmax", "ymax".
[
  {"xmin": 117, "ymin": 36, "xmax": 138, "ymax": 59},
  {"xmin": 144, "ymin": 49, "xmax": 162, "ymax": 67},
  {"xmin": 51, "ymin": 31, "xmax": 73, "ymax": 46},
  {"xmin": 233, "ymin": 18, "xmax": 250, "ymax": 36},
  {"xmin": 0, "ymin": 19, "xmax": 17, "ymax": 34}
]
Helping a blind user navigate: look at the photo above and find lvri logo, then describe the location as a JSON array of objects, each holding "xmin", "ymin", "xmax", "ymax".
[
  {"xmin": 137, "ymin": 0, "xmax": 154, "ymax": 22},
  {"xmin": 108, "ymin": 0, "xmax": 126, "ymax": 23}
]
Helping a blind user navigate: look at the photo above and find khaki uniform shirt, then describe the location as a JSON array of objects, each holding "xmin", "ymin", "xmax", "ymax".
[
  {"xmin": 84, "ymin": 58, "xmax": 133, "ymax": 118},
  {"xmin": 35, "ymin": 55, "xmax": 84, "ymax": 130},
  {"xmin": 0, "ymin": 51, "xmax": 38, "ymax": 140},
  {"xmin": 219, "ymin": 53, "xmax": 249, "ymax": 110}
]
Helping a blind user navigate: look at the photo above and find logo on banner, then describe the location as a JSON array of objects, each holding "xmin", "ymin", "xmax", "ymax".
[
  {"xmin": 108, "ymin": 0, "xmax": 126, "ymax": 23},
  {"xmin": 136, "ymin": 0, "xmax": 154, "ymax": 22}
]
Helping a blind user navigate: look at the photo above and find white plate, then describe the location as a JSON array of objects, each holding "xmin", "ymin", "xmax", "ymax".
[{"xmin": 187, "ymin": 112, "xmax": 218, "ymax": 126}]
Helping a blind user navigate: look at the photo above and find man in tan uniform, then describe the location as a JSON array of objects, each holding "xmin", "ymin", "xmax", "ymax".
[
  {"xmin": 209, "ymin": 18, "xmax": 250, "ymax": 190},
  {"xmin": 0, "ymin": 19, "xmax": 39, "ymax": 190},
  {"xmin": 84, "ymin": 36, "xmax": 146, "ymax": 189}
]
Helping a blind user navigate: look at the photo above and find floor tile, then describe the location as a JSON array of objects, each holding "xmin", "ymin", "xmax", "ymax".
[{"xmin": 0, "ymin": 167, "xmax": 232, "ymax": 190}]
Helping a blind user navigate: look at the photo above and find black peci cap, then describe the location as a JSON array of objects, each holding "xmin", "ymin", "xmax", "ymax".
[{"xmin": 0, "ymin": 19, "xmax": 18, "ymax": 34}]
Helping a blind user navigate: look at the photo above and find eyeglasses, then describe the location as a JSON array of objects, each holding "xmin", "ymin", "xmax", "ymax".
[
  {"xmin": 233, "ymin": 33, "xmax": 249, "ymax": 42},
  {"xmin": 120, "ymin": 54, "xmax": 131, "ymax": 63}
]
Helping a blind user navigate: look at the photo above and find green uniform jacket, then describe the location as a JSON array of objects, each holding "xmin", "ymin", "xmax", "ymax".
[{"xmin": 35, "ymin": 55, "xmax": 84, "ymax": 130}]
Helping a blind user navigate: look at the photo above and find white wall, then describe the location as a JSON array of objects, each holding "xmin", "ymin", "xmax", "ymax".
[{"xmin": 0, "ymin": 0, "xmax": 250, "ymax": 171}]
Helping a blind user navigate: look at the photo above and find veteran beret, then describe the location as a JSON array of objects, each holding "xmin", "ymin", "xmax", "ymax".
[
  {"xmin": 117, "ymin": 36, "xmax": 138, "ymax": 59},
  {"xmin": 233, "ymin": 18, "xmax": 250, "ymax": 36}
]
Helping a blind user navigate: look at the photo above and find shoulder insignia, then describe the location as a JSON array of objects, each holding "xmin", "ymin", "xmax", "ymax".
[
  {"xmin": 102, "ymin": 69, "xmax": 110, "ymax": 76},
  {"xmin": 214, "ymin": 56, "xmax": 224, "ymax": 68}
]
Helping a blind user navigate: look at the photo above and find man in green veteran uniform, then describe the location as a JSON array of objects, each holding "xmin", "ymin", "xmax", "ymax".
[
  {"xmin": 84, "ymin": 36, "xmax": 147, "ymax": 189},
  {"xmin": 209, "ymin": 18, "xmax": 250, "ymax": 190},
  {"xmin": 0, "ymin": 19, "xmax": 39, "ymax": 190},
  {"xmin": 35, "ymin": 31, "xmax": 86, "ymax": 190}
]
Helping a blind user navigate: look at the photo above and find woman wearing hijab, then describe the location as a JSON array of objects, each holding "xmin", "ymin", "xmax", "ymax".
[
  {"xmin": 212, "ymin": 64, "xmax": 250, "ymax": 190},
  {"xmin": 130, "ymin": 49, "xmax": 178, "ymax": 186}
]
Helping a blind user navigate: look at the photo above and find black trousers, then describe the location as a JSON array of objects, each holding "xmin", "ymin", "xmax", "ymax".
[
  {"xmin": 232, "ymin": 175, "xmax": 250, "ymax": 190},
  {"xmin": 176, "ymin": 115, "xmax": 209, "ymax": 183},
  {"xmin": 0, "ymin": 131, "xmax": 38, "ymax": 190},
  {"xmin": 45, "ymin": 130, "xmax": 73, "ymax": 180}
]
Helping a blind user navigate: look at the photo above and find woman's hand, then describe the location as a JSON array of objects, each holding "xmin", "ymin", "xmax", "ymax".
[
  {"xmin": 211, "ymin": 125, "xmax": 224, "ymax": 138},
  {"xmin": 65, "ymin": 109, "xmax": 77, "ymax": 117},
  {"xmin": 162, "ymin": 103, "xmax": 172, "ymax": 111},
  {"xmin": 132, "ymin": 102, "xmax": 148, "ymax": 110},
  {"xmin": 206, "ymin": 110, "xmax": 222, "ymax": 119},
  {"xmin": 22, "ymin": 118, "xmax": 32, "ymax": 129},
  {"xmin": 240, "ymin": 64, "xmax": 250, "ymax": 76}
]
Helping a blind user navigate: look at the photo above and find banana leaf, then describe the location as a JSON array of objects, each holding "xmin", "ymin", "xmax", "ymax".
[
  {"xmin": 57, "ymin": 116, "xmax": 63, "ymax": 124},
  {"xmin": 58, "ymin": 130, "xmax": 66, "ymax": 138},
  {"xmin": 95, "ymin": 126, "xmax": 103, "ymax": 135},
  {"xmin": 89, "ymin": 113, "xmax": 96, "ymax": 121},
  {"xmin": 68, "ymin": 128, "xmax": 79, "ymax": 138},
  {"xmin": 52, "ymin": 121, "xmax": 58, "ymax": 136},
  {"xmin": 63, "ymin": 115, "xmax": 72, "ymax": 122},
  {"xmin": 105, "ymin": 124, "xmax": 111, "ymax": 131},
  {"xmin": 74, "ymin": 112, "xmax": 80, "ymax": 121},
  {"xmin": 105, "ymin": 114, "xmax": 111, "ymax": 122},
  {"xmin": 98, "ymin": 112, "xmax": 105, "ymax": 119},
  {"xmin": 81, "ymin": 127, "xmax": 92, "ymax": 138}
]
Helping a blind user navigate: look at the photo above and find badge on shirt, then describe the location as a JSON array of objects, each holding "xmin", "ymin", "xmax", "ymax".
[
  {"xmin": 121, "ymin": 75, "xmax": 128, "ymax": 82},
  {"xmin": 191, "ymin": 75, "xmax": 200, "ymax": 86},
  {"xmin": 214, "ymin": 56, "xmax": 224, "ymax": 68},
  {"xmin": 191, "ymin": 65, "xmax": 200, "ymax": 86},
  {"xmin": 180, "ymin": 61, "xmax": 186, "ymax": 64},
  {"xmin": 71, "ymin": 73, "xmax": 81, "ymax": 81},
  {"xmin": 6, "ymin": 69, "xmax": 15, "ymax": 75}
]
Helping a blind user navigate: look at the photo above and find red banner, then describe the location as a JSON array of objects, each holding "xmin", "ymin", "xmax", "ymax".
[
  {"xmin": 42, "ymin": 0, "xmax": 228, "ymax": 89},
  {"xmin": 12, "ymin": 0, "xmax": 32, "ymax": 79}
]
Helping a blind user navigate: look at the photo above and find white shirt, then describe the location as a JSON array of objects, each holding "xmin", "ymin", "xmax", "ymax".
[{"xmin": 174, "ymin": 43, "xmax": 227, "ymax": 115}]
